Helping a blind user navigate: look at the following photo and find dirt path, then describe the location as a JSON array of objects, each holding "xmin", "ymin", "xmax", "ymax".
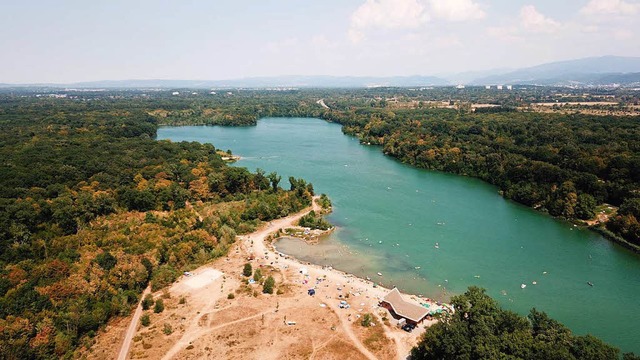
[
  {"xmin": 161, "ymin": 309, "xmax": 273, "ymax": 360},
  {"xmin": 387, "ymin": 331, "xmax": 412, "ymax": 360},
  {"xmin": 337, "ymin": 314, "xmax": 378, "ymax": 360},
  {"xmin": 117, "ymin": 286, "xmax": 150, "ymax": 360}
]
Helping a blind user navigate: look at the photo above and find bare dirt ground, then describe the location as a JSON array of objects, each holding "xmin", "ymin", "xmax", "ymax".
[{"xmin": 89, "ymin": 199, "xmax": 446, "ymax": 359}]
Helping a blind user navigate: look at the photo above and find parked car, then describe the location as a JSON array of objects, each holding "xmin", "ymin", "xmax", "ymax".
[{"xmin": 402, "ymin": 323, "xmax": 416, "ymax": 332}]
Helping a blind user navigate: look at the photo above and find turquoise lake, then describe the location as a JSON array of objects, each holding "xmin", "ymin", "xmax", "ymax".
[{"xmin": 158, "ymin": 117, "xmax": 640, "ymax": 353}]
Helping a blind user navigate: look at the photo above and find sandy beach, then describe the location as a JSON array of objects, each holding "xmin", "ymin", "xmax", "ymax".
[{"xmin": 89, "ymin": 198, "xmax": 449, "ymax": 360}]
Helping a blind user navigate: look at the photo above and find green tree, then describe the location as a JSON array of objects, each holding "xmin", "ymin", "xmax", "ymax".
[
  {"xmin": 263, "ymin": 276, "xmax": 275, "ymax": 294},
  {"xmin": 576, "ymin": 193, "xmax": 597, "ymax": 220},
  {"xmin": 411, "ymin": 286, "xmax": 621, "ymax": 360},
  {"xmin": 140, "ymin": 314, "xmax": 150, "ymax": 327},
  {"xmin": 253, "ymin": 268, "xmax": 263, "ymax": 282},
  {"xmin": 154, "ymin": 299, "xmax": 164, "ymax": 313},
  {"xmin": 142, "ymin": 294, "xmax": 154, "ymax": 310},
  {"xmin": 243, "ymin": 263, "xmax": 253, "ymax": 277},
  {"xmin": 95, "ymin": 251, "xmax": 117, "ymax": 271},
  {"xmin": 361, "ymin": 313, "xmax": 373, "ymax": 327},
  {"xmin": 267, "ymin": 172, "xmax": 281, "ymax": 192}
]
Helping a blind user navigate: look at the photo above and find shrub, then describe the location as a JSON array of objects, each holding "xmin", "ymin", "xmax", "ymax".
[
  {"xmin": 227, "ymin": 293, "xmax": 235, "ymax": 299},
  {"xmin": 163, "ymin": 323, "xmax": 173, "ymax": 335},
  {"xmin": 141, "ymin": 314, "xmax": 150, "ymax": 327},
  {"xmin": 179, "ymin": 297, "xmax": 186, "ymax": 304},
  {"xmin": 154, "ymin": 299, "xmax": 164, "ymax": 313},
  {"xmin": 142, "ymin": 294, "xmax": 154, "ymax": 310},
  {"xmin": 361, "ymin": 313, "xmax": 373, "ymax": 327},
  {"xmin": 243, "ymin": 263, "xmax": 252, "ymax": 277},
  {"xmin": 263, "ymin": 276, "xmax": 275, "ymax": 294},
  {"xmin": 253, "ymin": 268, "xmax": 262, "ymax": 282},
  {"xmin": 318, "ymin": 194, "xmax": 332, "ymax": 209}
]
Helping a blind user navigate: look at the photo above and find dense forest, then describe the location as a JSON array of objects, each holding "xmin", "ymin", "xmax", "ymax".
[
  {"xmin": 411, "ymin": 286, "xmax": 639, "ymax": 360},
  {"xmin": 0, "ymin": 97, "xmax": 313, "ymax": 358}
]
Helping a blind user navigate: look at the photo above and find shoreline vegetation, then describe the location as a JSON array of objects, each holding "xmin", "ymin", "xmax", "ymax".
[{"xmin": 150, "ymin": 90, "xmax": 640, "ymax": 252}]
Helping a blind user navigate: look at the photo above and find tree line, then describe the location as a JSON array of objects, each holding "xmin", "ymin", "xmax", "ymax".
[
  {"xmin": 411, "ymin": 286, "xmax": 638, "ymax": 360},
  {"xmin": 321, "ymin": 107, "xmax": 640, "ymax": 249}
]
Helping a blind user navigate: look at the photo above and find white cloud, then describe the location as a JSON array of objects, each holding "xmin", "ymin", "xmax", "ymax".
[
  {"xmin": 520, "ymin": 5, "xmax": 561, "ymax": 33},
  {"xmin": 581, "ymin": 0, "xmax": 640, "ymax": 15},
  {"xmin": 349, "ymin": 0, "xmax": 429, "ymax": 41},
  {"xmin": 486, "ymin": 26, "xmax": 524, "ymax": 43},
  {"xmin": 429, "ymin": 0, "xmax": 485, "ymax": 22},
  {"xmin": 347, "ymin": 0, "xmax": 485, "ymax": 42}
]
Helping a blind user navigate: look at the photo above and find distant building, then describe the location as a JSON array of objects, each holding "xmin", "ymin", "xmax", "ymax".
[
  {"xmin": 497, "ymin": 85, "xmax": 503, "ymax": 90},
  {"xmin": 172, "ymin": 91, "xmax": 179, "ymax": 95},
  {"xmin": 380, "ymin": 288, "xmax": 430, "ymax": 325},
  {"xmin": 506, "ymin": 85, "xmax": 513, "ymax": 90},
  {"xmin": 485, "ymin": 85, "xmax": 491, "ymax": 89},
  {"xmin": 456, "ymin": 84, "xmax": 465, "ymax": 89}
]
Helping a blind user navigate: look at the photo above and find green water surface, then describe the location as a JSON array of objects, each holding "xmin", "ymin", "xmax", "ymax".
[{"xmin": 158, "ymin": 117, "xmax": 640, "ymax": 353}]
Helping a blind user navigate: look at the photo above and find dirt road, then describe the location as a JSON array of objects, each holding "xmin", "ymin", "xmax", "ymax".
[{"xmin": 117, "ymin": 286, "xmax": 151, "ymax": 360}]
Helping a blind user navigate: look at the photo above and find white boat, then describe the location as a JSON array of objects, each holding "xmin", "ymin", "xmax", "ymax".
[
  {"xmin": 377, "ymin": 272, "xmax": 383, "ymax": 276},
  {"xmin": 520, "ymin": 284, "xmax": 527, "ymax": 289}
]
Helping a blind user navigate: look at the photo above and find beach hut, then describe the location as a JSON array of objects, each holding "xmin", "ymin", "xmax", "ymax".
[{"xmin": 380, "ymin": 288, "xmax": 430, "ymax": 325}]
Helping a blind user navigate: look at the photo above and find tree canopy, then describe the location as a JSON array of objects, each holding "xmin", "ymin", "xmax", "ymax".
[{"xmin": 411, "ymin": 286, "xmax": 627, "ymax": 360}]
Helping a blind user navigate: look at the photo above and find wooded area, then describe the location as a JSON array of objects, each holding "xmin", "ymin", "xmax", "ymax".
[
  {"xmin": 411, "ymin": 286, "xmax": 638, "ymax": 360},
  {"xmin": 0, "ymin": 96, "xmax": 313, "ymax": 358}
]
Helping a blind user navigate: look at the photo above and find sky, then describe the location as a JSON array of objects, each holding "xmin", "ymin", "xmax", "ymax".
[{"xmin": 1, "ymin": 0, "xmax": 639, "ymax": 83}]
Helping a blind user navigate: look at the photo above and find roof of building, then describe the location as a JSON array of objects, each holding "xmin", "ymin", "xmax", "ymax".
[{"xmin": 381, "ymin": 288, "xmax": 430, "ymax": 322}]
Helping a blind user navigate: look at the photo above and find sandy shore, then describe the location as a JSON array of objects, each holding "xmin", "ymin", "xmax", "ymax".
[
  {"xmin": 235, "ymin": 198, "xmax": 449, "ymax": 356},
  {"xmin": 93, "ymin": 198, "xmax": 449, "ymax": 360}
]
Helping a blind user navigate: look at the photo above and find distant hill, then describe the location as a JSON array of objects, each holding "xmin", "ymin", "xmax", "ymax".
[
  {"xmin": 472, "ymin": 56, "xmax": 640, "ymax": 86},
  {"xmin": 50, "ymin": 75, "xmax": 449, "ymax": 89},
  {"xmin": 3, "ymin": 56, "xmax": 640, "ymax": 89}
]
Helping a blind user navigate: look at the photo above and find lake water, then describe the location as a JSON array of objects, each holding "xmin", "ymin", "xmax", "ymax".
[{"xmin": 158, "ymin": 117, "xmax": 640, "ymax": 353}]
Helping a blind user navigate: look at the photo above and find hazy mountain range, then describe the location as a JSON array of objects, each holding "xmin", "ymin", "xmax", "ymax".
[
  {"xmin": 2, "ymin": 56, "xmax": 640, "ymax": 89},
  {"xmin": 470, "ymin": 56, "xmax": 640, "ymax": 86}
]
